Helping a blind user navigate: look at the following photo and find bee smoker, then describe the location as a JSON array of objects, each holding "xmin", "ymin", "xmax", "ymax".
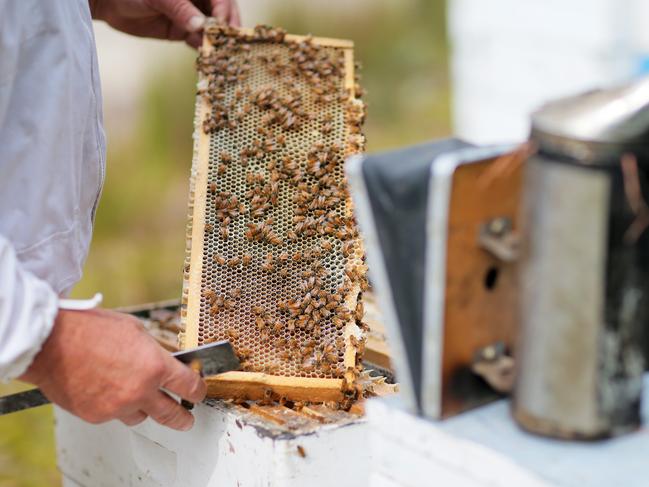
[{"xmin": 514, "ymin": 78, "xmax": 649, "ymax": 439}]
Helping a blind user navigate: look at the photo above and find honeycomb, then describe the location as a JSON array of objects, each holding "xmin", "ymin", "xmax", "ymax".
[{"xmin": 181, "ymin": 23, "xmax": 367, "ymax": 386}]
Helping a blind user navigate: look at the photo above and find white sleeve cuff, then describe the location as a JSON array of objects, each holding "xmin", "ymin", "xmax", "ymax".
[{"xmin": 0, "ymin": 236, "xmax": 59, "ymax": 381}]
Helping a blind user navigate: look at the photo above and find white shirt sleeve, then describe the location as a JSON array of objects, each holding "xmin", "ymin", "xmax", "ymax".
[
  {"xmin": 0, "ymin": 1, "xmax": 103, "ymax": 380},
  {"xmin": 0, "ymin": 234, "xmax": 58, "ymax": 380}
]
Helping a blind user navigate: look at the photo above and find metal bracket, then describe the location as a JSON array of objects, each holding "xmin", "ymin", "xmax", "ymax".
[
  {"xmin": 478, "ymin": 217, "xmax": 520, "ymax": 263},
  {"xmin": 471, "ymin": 342, "xmax": 515, "ymax": 394}
]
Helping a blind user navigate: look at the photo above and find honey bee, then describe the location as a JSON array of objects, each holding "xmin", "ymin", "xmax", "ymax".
[
  {"xmin": 242, "ymin": 253, "xmax": 252, "ymax": 266},
  {"xmin": 227, "ymin": 257, "xmax": 241, "ymax": 267},
  {"xmin": 355, "ymin": 301, "xmax": 364, "ymax": 320},
  {"xmin": 267, "ymin": 233, "xmax": 283, "ymax": 246},
  {"xmin": 205, "ymin": 223, "xmax": 214, "ymax": 233},
  {"xmin": 229, "ymin": 288, "xmax": 242, "ymax": 299},
  {"xmin": 220, "ymin": 226, "xmax": 229, "ymax": 240},
  {"xmin": 213, "ymin": 254, "xmax": 226, "ymax": 265},
  {"xmin": 237, "ymin": 347, "xmax": 252, "ymax": 360},
  {"xmin": 279, "ymin": 268, "xmax": 289, "ymax": 278},
  {"xmin": 209, "ymin": 182, "xmax": 217, "ymax": 194},
  {"xmin": 203, "ymin": 289, "xmax": 217, "ymax": 304},
  {"xmin": 218, "ymin": 164, "xmax": 227, "ymax": 175},
  {"xmin": 293, "ymin": 401, "xmax": 304, "ymax": 411},
  {"xmin": 226, "ymin": 328, "xmax": 240, "ymax": 340},
  {"xmin": 327, "ymin": 292, "xmax": 343, "ymax": 309},
  {"xmin": 263, "ymin": 388, "xmax": 273, "ymax": 401},
  {"xmin": 342, "ymin": 241, "xmax": 355, "ymax": 256}
]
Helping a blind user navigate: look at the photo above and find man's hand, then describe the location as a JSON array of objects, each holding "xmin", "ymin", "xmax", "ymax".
[
  {"xmin": 90, "ymin": 0, "xmax": 241, "ymax": 48},
  {"xmin": 20, "ymin": 308, "xmax": 206, "ymax": 431}
]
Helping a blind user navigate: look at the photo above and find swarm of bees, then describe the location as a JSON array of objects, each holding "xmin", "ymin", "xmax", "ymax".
[{"xmin": 189, "ymin": 21, "xmax": 368, "ymax": 401}]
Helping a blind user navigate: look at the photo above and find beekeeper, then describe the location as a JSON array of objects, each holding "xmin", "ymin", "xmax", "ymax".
[{"xmin": 0, "ymin": 0, "xmax": 239, "ymax": 431}]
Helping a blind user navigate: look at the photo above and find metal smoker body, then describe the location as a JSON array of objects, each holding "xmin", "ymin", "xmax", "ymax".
[{"xmin": 514, "ymin": 78, "xmax": 649, "ymax": 439}]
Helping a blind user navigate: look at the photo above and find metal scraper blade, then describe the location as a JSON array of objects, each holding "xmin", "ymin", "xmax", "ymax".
[{"xmin": 173, "ymin": 340, "xmax": 240, "ymax": 377}]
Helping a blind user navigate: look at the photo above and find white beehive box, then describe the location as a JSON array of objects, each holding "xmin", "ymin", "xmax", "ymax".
[{"xmin": 56, "ymin": 400, "xmax": 369, "ymax": 487}]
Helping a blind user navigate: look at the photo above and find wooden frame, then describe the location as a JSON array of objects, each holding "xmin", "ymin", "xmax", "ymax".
[{"xmin": 182, "ymin": 26, "xmax": 362, "ymax": 403}]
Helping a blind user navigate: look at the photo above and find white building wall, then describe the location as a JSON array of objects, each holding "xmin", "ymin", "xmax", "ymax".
[{"xmin": 448, "ymin": 0, "xmax": 647, "ymax": 144}]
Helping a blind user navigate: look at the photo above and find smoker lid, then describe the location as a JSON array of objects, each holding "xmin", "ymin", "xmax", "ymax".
[{"xmin": 532, "ymin": 76, "xmax": 649, "ymax": 145}]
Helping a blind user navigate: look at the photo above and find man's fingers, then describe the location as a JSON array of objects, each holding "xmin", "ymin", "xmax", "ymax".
[
  {"xmin": 186, "ymin": 32, "xmax": 203, "ymax": 49},
  {"xmin": 160, "ymin": 353, "xmax": 207, "ymax": 404},
  {"xmin": 211, "ymin": 0, "xmax": 230, "ymax": 24},
  {"xmin": 229, "ymin": 1, "xmax": 241, "ymax": 27},
  {"xmin": 155, "ymin": 0, "xmax": 206, "ymax": 32},
  {"xmin": 120, "ymin": 411, "xmax": 148, "ymax": 427},
  {"xmin": 144, "ymin": 391, "xmax": 195, "ymax": 431}
]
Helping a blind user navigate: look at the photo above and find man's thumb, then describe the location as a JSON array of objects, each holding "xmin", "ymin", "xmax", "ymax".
[{"xmin": 155, "ymin": 0, "xmax": 206, "ymax": 32}]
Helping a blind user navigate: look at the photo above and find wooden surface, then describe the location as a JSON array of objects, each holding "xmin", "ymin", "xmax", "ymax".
[
  {"xmin": 441, "ymin": 150, "xmax": 523, "ymax": 417},
  {"xmin": 233, "ymin": 27, "xmax": 355, "ymax": 49},
  {"xmin": 206, "ymin": 372, "xmax": 345, "ymax": 402},
  {"xmin": 182, "ymin": 32, "xmax": 213, "ymax": 351},
  {"xmin": 363, "ymin": 292, "xmax": 392, "ymax": 370}
]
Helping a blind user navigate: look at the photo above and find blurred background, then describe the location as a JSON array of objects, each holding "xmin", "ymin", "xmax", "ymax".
[
  {"xmin": 5, "ymin": 0, "xmax": 649, "ymax": 483},
  {"xmin": 0, "ymin": 0, "xmax": 445, "ymax": 485}
]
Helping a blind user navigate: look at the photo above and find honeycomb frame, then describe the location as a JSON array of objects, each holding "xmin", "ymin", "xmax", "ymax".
[{"xmin": 180, "ymin": 23, "xmax": 366, "ymax": 403}]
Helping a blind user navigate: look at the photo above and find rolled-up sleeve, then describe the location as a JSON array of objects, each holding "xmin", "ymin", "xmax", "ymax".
[{"xmin": 0, "ymin": 234, "xmax": 58, "ymax": 380}]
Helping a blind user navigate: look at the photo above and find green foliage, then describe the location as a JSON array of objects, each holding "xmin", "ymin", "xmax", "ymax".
[
  {"xmin": 270, "ymin": 0, "xmax": 450, "ymax": 150},
  {"xmin": 73, "ymin": 53, "xmax": 199, "ymax": 308},
  {"xmin": 0, "ymin": 383, "xmax": 59, "ymax": 487}
]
